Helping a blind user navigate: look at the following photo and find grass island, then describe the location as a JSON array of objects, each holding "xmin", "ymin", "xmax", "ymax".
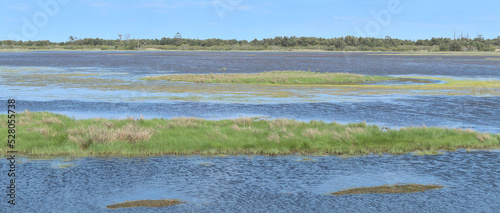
[
  {"xmin": 143, "ymin": 71, "xmax": 399, "ymax": 85},
  {"xmin": 1, "ymin": 111, "xmax": 498, "ymax": 157}
]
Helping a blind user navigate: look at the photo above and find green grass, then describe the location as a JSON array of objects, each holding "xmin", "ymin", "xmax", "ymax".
[
  {"xmin": 1, "ymin": 111, "xmax": 499, "ymax": 157},
  {"xmin": 143, "ymin": 71, "xmax": 397, "ymax": 85},
  {"xmin": 106, "ymin": 199, "xmax": 185, "ymax": 209},
  {"xmin": 330, "ymin": 184, "xmax": 444, "ymax": 195}
]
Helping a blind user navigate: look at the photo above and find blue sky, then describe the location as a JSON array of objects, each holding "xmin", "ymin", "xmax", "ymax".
[{"xmin": 1, "ymin": 0, "xmax": 499, "ymax": 42}]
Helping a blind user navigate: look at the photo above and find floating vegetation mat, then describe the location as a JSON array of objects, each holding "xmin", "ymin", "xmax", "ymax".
[
  {"xmin": 106, "ymin": 199, "xmax": 185, "ymax": 209},
  {"xmin": 2, "ymin": 67, "xmax": 500, "ymax": 103},
  {"xmin": 331, "ymin": 184, "xmax": 444, "ymax": 195}
]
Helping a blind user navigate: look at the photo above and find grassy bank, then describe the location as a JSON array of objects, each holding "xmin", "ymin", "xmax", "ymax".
[
  {"xmin": 144, "ymin": 71, "xmax": 397, "ymax": 85},
  {"xmin": 1, "ymin": 111, "xmax": 499, "ymax": 157},
  {"xmin": 330, "ymin": 184, "xmax": 444, "ymax": 195}
]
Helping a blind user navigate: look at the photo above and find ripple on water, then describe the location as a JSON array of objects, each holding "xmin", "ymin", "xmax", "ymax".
[{"xmin": 1, "ymin": 151, "xmax": 499, "ymax": 212}]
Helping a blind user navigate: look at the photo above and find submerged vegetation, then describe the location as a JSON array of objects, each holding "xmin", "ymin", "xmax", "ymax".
[
  {"xmin": 330, "ymin": 184, "xmax": 444, "ymax": 195},
  {"xmin": 1, "ymin": 111, "xmax": 498, "ymax": 157},
  {"xmin": 106, "ymin": 199, "xmax": 185, "ymax": 209},
  {"xmin": 2, "ymin": 67, "xmax": 499, "ymax": 103},
  {"xmin": 143, "ymin": 71, "xmax": 397, "ymax": 85}
]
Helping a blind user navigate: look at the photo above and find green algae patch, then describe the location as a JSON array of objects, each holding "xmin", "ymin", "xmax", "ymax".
[
  {"xmin": 3, "ymin": 67, "xmax": 500, "ymax": 103},
  {"xmin": 143, "ymin": 71, "xmax": 397, "ymax": 85},
  {"xmin": 57, "ymin": 163, "xmax": 75, "ymax": 169},
  {"xmin": 106, "ymin": 199, "xmax": 185, "ymax": 209},
  {"xmin": 1, "ymin": 111, "xmax": 499, "ymax": 158},
  {"xmin": 331, "ymin": 184, "xmax": 444, "ymax": 195}
]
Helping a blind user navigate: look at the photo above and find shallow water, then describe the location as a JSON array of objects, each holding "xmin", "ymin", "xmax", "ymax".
[
  {"xmin": 10, "ymin": 96, "xmax": 500, "ymax": 133},
  {"xmin": 1, "ymin": 51, "xmax": 499, "ymax": 133},
  {"xmin": 1, "ymin": 51, "xmax": 499, "ymax": 212},
  {"xmin": 1, "ymin": 151, "xmax": 499, "ymax": 212},
  {"xmin": 1, "ymin": 51, "xmax": 499, "ymax": 77}
]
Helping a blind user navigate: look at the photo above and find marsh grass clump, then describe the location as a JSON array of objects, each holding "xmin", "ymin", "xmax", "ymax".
[
  {"xmin": 1, "ymin": 112, "xmax": 499, "ymax": 157},
  {"xmin": 298, "ymin": 156, "xmax": 315, "ymax": 161},
  {"xmin": 330, "ymin": 184, "xmax": 444, "ymax": 195},
  {"xmin": 267, "ymin": 132, "xmax": 280, "ymax": 143},
  {"xmin": 68, "ymin": 123, "xmax": 152, "ymax": 148},
  {"xmin": 143, "ymin": 71, "xmax": 397, "ymax": 85},
  {"xmin": 168, "ymin": 117, "xmax": 201, "ymax": 128},
  {"xmin": 57, "ymin": 163, "xmax": 75, "ymax": 169},
  {"xmin": 106, "ymin": 199, "xmax": 185, "ymax": 209}
]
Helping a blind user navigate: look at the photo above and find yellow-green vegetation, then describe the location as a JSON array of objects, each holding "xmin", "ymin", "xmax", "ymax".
[
  {"xmin": 57, "ymin": 163, "xmax": 75, "ymax": 169},
  {"xmin": 1, "ymin": 111, "xmax": 499, "ymax": 157},
  {"xmin": 143, "ymin": 71, "xmax": 397, "ymax": 85},
  {"xmin": 106, "ymin": 199, "xmax": 185, "ymax": 209},
  {"xmin": 3, "ymin": 67, "xmax": 499, "ymax": 102},
  {"xmin": 330, "ymin": 184, "xmax": 444, "ymax": 195}
]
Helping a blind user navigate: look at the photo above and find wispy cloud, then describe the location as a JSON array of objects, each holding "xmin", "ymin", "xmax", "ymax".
[{"xmin": 9, "ymin": 3, "xmax": 30, "ymax": 11}]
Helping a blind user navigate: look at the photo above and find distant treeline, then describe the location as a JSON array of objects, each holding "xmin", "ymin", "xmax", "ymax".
[{"xmin": 1, "ymin": 35, "xmax": 500, "ymax": 51}]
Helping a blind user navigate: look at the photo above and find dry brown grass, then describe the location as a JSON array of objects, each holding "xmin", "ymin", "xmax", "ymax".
[
  {"xmin": 115, "ymin": 123, "xmax": 152, "ymax": 142},
  {"xmin": 332, "ymin": 130, "xmax": 354, "ymax": 142},
  {"xmin": 283, "ymin": 131, "xmax": 294, "ymax": 139},
  {"xmin": 302, "ymin": 128, "xmax": 323, "ymax": 139},
  {"xmin": 68, "ymin": 123, "xmax": 152, "ymax": 148},
  {"xmin": 17, "ymin": 113, "xmax": 34, "ymax": 125},
  {"xmin": 168, "ymin": 117, "xmax": 201, "ymax": 128},
  {"xmin": 31, "ymin": 127, "xmax": 57, "ymax": 137},
  {"xmin": 270, "ymin": 119, "xmax": 300, "ymax": 129},
  {"xmin": 235, "ymin": 117, "xmax": 252, "ymax": 126},
  {"xmin": 267, "ymin": 132, "xmax": 280, "ymax": 143},
  {"xmin": 104, "ymin": 122, "xmax": 114, "ymax": 128},
  {"xmin": 42, "ymin": 117, "xmax": 62, "ymax": 124},
  {"xmin": 241, "ymin": 126, "xmax": 264, "ymax": 135},
  {"xmin": 231, "ymin": 124, "xmax": 240, "ymax": 131},
  {"xmin": 476, "ymin": 133, "xmax": 491, "ymax": 142}
]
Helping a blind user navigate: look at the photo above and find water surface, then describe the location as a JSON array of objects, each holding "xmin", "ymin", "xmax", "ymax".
[{"xmin": 1, "ymin": 151, "xmax": 498, "ymax": 212}]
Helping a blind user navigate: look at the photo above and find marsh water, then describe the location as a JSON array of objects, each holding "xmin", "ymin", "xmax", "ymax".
[
  {"xmin": 1, "ymin": 51, "xmax": 500, "ymax": 132},
  {"xmin": 1, "ymin": 151, "xmax": 499, "ymax": 212},
  {"xmin": 1, "ymin": 51, "xmax": 500, "ymax": 212}
]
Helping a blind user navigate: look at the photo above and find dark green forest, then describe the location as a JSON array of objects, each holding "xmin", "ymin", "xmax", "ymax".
[{"xmin": 2, "ymin": 34, "xmax": 500, "ymax": 51}]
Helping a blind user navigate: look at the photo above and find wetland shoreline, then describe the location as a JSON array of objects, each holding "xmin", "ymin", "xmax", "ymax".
[{"xmin": 2, "ymin": 48, "xmax": 500, "ymax": 56}]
